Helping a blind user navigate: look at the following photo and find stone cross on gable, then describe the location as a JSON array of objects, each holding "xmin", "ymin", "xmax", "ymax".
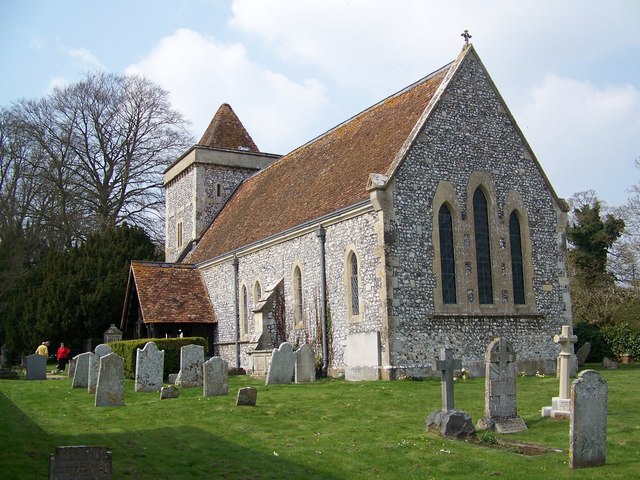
[
  {"xmin": 461, "ymin": 30, "xmax": 472, "ymax": 45},
  {"xmin": 436, "ymin": 348, "xmax": 462, "ymax": 411}
]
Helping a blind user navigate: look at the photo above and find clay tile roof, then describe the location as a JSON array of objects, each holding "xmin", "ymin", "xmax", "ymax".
[
  {"xmin": 130, "ymin": 261, "xmax": 216, "ymax": 323},
  {"xmin": 198, "ymin": 103, "xmax": 259, "ymax": 152},
  {"xmin": 187, "ymin": 62, "xmax": 453, "ymax": 264}
]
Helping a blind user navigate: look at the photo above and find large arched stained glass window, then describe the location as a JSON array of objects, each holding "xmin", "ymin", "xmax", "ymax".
[
  {"xmin": 438, "ymin": 204, "xmax": 457, "ymax": 304},
  {"xmin": 509, "ymin": 212, "xmax": 526, "ymax": 304},
  {"xmin": 473, "ymin": 188, "xmax": 493, "ymax": 304}
]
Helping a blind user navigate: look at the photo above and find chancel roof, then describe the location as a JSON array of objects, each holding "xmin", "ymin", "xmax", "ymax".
[
  {"xmin": 199, "ymin": 103, "xmax": 259, "ymax": 152},
  {"xmin": 126, "ymin": 261, "xmax": 216, "ymax": 324}
]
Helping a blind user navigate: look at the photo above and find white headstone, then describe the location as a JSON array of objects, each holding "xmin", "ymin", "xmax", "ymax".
[
  {"xmin": 25, "ymin": 353, "xmax": 46, "ymax": 380},
  {"xmin": 176, "ymin": 344, "xmax": 204, "ymax": 388},
  {"xmin": 88, "ymin": 344, "xmax": 112, "ymax": 394},
  {"xmin": 95, "ymin": 353, "xmax": 125, "ymax": 407},
  {"xmin": 203, "ymin": 356, "xmax": 229, "ymax": 397},
  {"xmin": 542, "ymin": 325, "xmax": 577, "ymax": 418},
  {"xmin": 345, "ymin": 331, "xmax": 381, "ymax": 381},
  {"xmin": 135, "ymin": 342, "xmax": 164, "ymax": 392},
  {"xmin": 477, "ymin": 338, "xmax": 527, "ymax": 433},
  {"xmin": 570, "ymin": 370, "xmax": 607, "ymax": 468},
  {"xmin": 265, "ymin": 342, "xmax": 295, "ymax": 385},
  {"xmin": 295, "ymin": 344, "xmax": 316, "ymax": 383},
  {"xmin": 72, "ymin": 352, "xmax": 92, "ymax": 388}
]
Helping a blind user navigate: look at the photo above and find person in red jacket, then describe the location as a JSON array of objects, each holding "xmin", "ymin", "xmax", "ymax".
[{"xmin": 56, "ymin": 343, "xmax": 71, "ymax": 372}]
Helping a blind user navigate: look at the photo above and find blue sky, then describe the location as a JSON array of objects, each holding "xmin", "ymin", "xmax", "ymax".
[{"xmin": 1, "ymin": 0, "xmax": 639, "ymax": 207}]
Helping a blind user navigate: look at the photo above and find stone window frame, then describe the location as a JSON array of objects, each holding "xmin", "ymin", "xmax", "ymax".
[
  {"xmin": 473, "ymin": 187, "xmax": 494, "ymax": 304},
  {"xmin": 344, "ymin": 246, "xmax": 362, "ymax": 323},
  {"xmin": 240, "ymin": 282, "xmax": 250, "ymax": 339},
  {"xmin": 432, "ymin": 181, "xmax": 465, "ymax": 313},
  {"xmin": 503, "ymin": 190, "xmax": 536, "ymax": 314},
  {"xmin": 176, "ymin": 220, "xmax": 183, "ymax": 249},
  {"xmin": 253, "ymin": 280, "xmax": 262, "ymax": 304},
  {"xmin": 292, "ymin": 262, "xmax": 305, "ymax": 329},
  {"xmin": 216, "ymin": 183, "xmax": 222, "ymax": 198}
]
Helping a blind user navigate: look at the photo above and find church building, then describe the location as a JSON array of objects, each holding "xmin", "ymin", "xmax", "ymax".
[{"xmin": 121, "ymin": 44, "xmax": 572, "ymax": 380}]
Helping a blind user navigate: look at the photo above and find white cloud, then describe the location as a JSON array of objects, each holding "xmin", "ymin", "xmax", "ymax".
[
  {"xmin": 47, "ymin": 76, "xmax": 69, "ymax": 92},
  {"xmin": 518, "ymin": 74, "xmax": 640, "ymax": 205},
  {"xmin": 125, "ymin": 28, "xmax": 327, "ymax": 153},
  {"xmin": 67, "ymin": 47, "xmax": 105, "ymax": 71}
]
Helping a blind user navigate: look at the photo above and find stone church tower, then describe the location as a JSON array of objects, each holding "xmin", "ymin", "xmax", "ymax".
[{"xmin": 163, "ymin": 104, "xmax": 279, "ymax": 262}]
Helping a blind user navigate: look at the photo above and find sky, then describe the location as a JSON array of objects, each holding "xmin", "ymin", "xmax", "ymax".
[{"xmin": 1, "ymin": 0, "xmax": 639, "ymax": 207}]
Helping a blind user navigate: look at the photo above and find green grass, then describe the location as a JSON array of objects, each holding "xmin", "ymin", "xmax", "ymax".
[{"xmin": 1, "ymin": 364, "xmax": 639, "ymax": 479}]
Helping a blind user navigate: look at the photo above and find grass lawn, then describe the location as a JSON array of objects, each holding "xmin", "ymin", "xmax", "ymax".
[{"xmin": 1, "ymin": 364, "xmax": 638, "ymax": 479}]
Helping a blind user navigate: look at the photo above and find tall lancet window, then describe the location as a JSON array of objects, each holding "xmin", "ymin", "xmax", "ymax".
[
  {"xmin": 473, "ymin": 188, "xmax": 493, "ymax": 304},
  {"xmin": 348, "ymin": 252, "xmax": 360, "ymax": 315},
  {"xmin": 509, "ymin": 212, "xmax": 526, "ymax": 304},
  {"xmin": 293, "ymin": 266, "xmax": 303, "ymax": 326},
  {"xmin": 438, "ymin": 204, "xmax": 457, "ymax": 304}
]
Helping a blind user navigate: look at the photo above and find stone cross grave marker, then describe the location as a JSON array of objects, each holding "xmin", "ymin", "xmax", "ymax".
[
  {"xmin": 542, "ymin": 325, "xmax": 577, "ymax": 417},
  {"xmin": 570, "ymin": 370, "xmax": 608, "ymax": 468},
  {"xmin": 295, "ymin": 344, "xmax": 316, "ymax": 383},
  {"xmin": 135, "ymin": 342, "xmax": 164, "ymax": 392},
  {"xmin": 436, "ymin": 348, "xmax": 461, "ymax": 411},
  {"xmin": 477, "ymin": 338, "xmax": 527, "ymax": 433},
  {"xmin": 203, "ymin": 356, "xmax": 229, "ymax": 397},
  {"xmin": 176, "ymin": 344, "xmax": 204, "ymax": 388},
  {"xmin": 72, "ymin": 352, "xmax": 92, "ymax": 389},
  {"xmin": 25, "ymin": 353, "xmax": 46, "ymax": 380},
  {"xmin": 95, "ymin": 353, "xmax": 125, "ymax": 407},
  {"xmin": 49, "ymin": 446, "xmax": 112, "ymax": 480},
  {"xmin": 88, "ymin": 344, "xmax": 112, "ymax": 394},
  {"xmin": 265, "ymin": 342, "xmax": 296, "ymax": 385}
]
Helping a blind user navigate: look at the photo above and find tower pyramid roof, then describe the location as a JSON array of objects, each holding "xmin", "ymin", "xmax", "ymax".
[{"xmin": 198, "ymin": 103, "xmax": 259, "ymax": 152}]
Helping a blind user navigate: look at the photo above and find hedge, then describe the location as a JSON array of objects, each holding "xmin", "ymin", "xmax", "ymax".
[
  {"xmin": 574, "ymin": 321, "xmax": 640, "ymax": 362},
  {"xmin": 108, "ymin": 337, "xmax": 207, "ymax": 380}
]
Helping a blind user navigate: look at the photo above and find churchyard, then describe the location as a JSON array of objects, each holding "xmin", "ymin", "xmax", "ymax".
[{"xmin": 0, "ymin": 362, "xmax": 638, "ymax": 479}]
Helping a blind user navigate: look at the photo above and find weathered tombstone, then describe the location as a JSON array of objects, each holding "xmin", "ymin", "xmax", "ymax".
[
  {"xmin": 542, "ymin": 325, "xmax": 577, "ymax": 418},
  {"xmin": 49, "ymin": 445, "xmax": 112, "ymax": 480},
  {"xmin": 203, "ymin": 356, "xmax": 228, "ymax": 397},
  {"xmin": 570, "ymin": 370, "xmax": 607, "ymax": 468},
  {"xmin": 236, "ymin": 387, "xmax": 258, "ymax": 406},
  {"xmin": 344, "ymin": 331, "xmax": 381, "ymax": 381},
  {"xmin": 95, "ymin": 353, "xmax": 125, "ymax": 407},
  {"xmin": 160, "ymin": 386, "xmax": 179, "ymax": 400},
  {"xmin": 168, "ymin": 373, "xmax": 179, "ymax": 384},
  {"xmin": 25, "ymin": 353, "xmax": 47, "ymax": 380},
  {"xmin": 72, "ymin": 352, "xmax": 92, "ymax": 389},
  {"xmin": 176, "ymin": 344, "xmax": 204, "ymax": 388},
  {"xmin": 135, "ymin": 342, "xmax": 164, "ymax": 392},
  {"xmin": 425, "ymin": 348, "xmax": 475, "ymax": 439},
  {"xmin": 476, "ymin": 338, "xmax": 527, "ymax": 433},
  {"xmin": 88, "ymin": 344, "xmax": 112, "ymax": 394},
  {"xmin": 576, "ymin": 342, "xmax": 591, "ymax": 367},
  {"xmin": 103, "ymin": 323, "xmax": 122, "ymax": 344},
  {"xmin": 67, "ymin": 356, "xmax": 76, "ymax": 379},
  {"xmin": 265, "ymin": 342, "xmax": 295, "ymax": 385},
  {"xmin": 602, "ymin": 357, "xmax": 618, "ymax": 369},
  {"xmin": 295, "ymin": 344, "xmax": 316, "ymax": 383}
]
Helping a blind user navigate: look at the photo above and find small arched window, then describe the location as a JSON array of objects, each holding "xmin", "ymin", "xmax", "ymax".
[
  {"xmin": 473, "ymin": 188, "xmax": 493, "ymax": 304},
  {"xmin": 254, "ymin": 281, "xmax": 262, "ymax": 304},
  {"xmin": 509, "ymin": 212, "xmax": 526, "ymax": 304},
  {"xmin": 348, "ymin": 252, "xmax": 360, "ymax": 315},
  {"xmin": 293, "ymin": 266, "xmax": 303, "ymax": 326},
  {"xmin": 438, "ymin": 204, "xmax": 457, "ymax": 304},
  {"xmin": 241, "ymin": 284, "xmax": 249, "ymax": 335}
]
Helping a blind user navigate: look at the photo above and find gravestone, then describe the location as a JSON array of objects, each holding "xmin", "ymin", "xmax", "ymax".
[
  {"xmin": 576, "ymin": 342, "xmax": 591, "ymax": 367},
  {"xmin": 88, "ymin": 344, "xmax": 112, "ymax": 394},
  {"xmin": 602, "ymin": 357, "xmax": 618, "ymax": 369},
  {"xmin": 49, "ymin": 446, "xmax": 112, "ymax": 480},
  {"xmin": 203, "ymin": 356, "xmax": 228, "ymax": 397},
  {"xmin": 95, "ymin": 353, "xmax": 125, "ymax": 407},
  {"xmin": 344, "ymin": 331, "xmax": 381, "ymax": 381},
  {"xmin": 68, "ymin": 356, "xmax": 76, "ymax": 379},
  {"xmin": 476, "ymin": 338, "xmax": 527, "ymax": 433},
  {"xmin": 570, "ymin": 370, "xmax": 607, "ymax": 468},
  {"xmin": 236, "ymin": 387, "xmax": 258, "ymax": 406},
  {"xmin": 542, "ymin": 325, "xmax": 577, "ymax": 418},
  {"xmin": 295, "ymin": 344, "xmax": 316, "ymax": 383},
  {"xmin": 160, "ymin": 386, "xmax": 179, "ymax": 400},
  {"xmin": 25, "ymin": 353, "xmax": 46, "ymax": 380},
  {"xmin": 168, "ymin": 373, "xmax": 178, "ymax": 384},
  {"xmin": 425, "ymin": 348, "xmax": 475, "ymax": 439},
  {"xmin": 103, "ymin": 323, "xmax": 122, "ymax": 343},
  {"xmin": 135, "ymin": 342, "xmax": 164, "ymax": 392},
  {"xmin": 176, "ymin": 344, "xmax": 204, "ymax": 388},
  {"xmin": 265, "ymin": 342, "xmax": 295, "ymax": 385},
  {"xmin": 72, "ymin": 352, "xmax": 92, "ymax": 388}
]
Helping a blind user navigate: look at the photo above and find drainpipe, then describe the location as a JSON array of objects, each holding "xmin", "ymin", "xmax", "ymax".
[
  {"xmin": 316, "ymin": 226, "xmax": 329, "ymax": 376},
  {"xmin": 232, "ymin": 254, "xmax": 240, "ymax": 368}
]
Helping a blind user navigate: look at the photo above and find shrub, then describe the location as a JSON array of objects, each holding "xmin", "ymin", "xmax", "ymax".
[
  {"xmin": 109, "ymin": 337, "xmax": 207, "ymax": 379},
  {"xmin": 573, "ymin": 322, "xmax": 613, "ymax": 362},
  {"xmin": 601, "ymin": 323, "xmax": 640, "ymax": 360}
]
